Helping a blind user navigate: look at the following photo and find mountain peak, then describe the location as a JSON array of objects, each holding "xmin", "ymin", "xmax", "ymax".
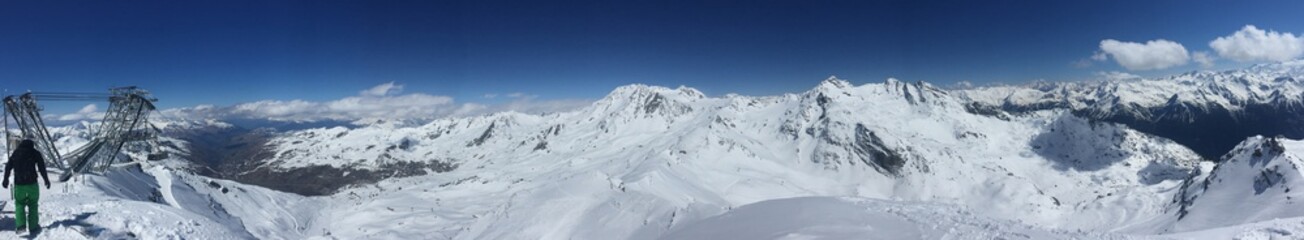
[
  {"xmin": 806, "ymin": 77, "xmax": 855, "ymax": 99},
  {"xmin": 674, "ymin": 85, "xmax": 706, "ymax": 99},
  {"xmin": 593, "ymin": 84, "xmax": 702, "ymax": 118},
  {"xmin": 606, "ymin": 84, "xmax": 660, "ymax": 96},
  {"xmin": 817, "ymin": 76, "xmax": 852, "ymax": 90},
  {"xmin": 1172, "ymin": 135, "xmax": 1304, "ymax": 231},
  {"xmin": 884, "ymin": 77, "xmax": 901, "ymax": 86},
  {"xmin": 603, "ymin": 84, "xmax": 706, "ymax": 101}
]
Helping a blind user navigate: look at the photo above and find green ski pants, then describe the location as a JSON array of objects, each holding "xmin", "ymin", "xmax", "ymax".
[{"xmin": 12, "ymin": 183, "xmax": 39, "ymax": 230}]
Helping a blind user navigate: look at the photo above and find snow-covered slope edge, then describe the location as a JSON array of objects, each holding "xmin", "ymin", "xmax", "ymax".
[
  {"xmin": 660, "ymin": 196, "xmax": 1134, "ymax": 239},
  {"xmin": 0, "ymin": 163, "xmax": 316, "ymax": 239},
  {"xmin": 1137, "ymin": 136, "xmax": 1304, "ymax": 233}
]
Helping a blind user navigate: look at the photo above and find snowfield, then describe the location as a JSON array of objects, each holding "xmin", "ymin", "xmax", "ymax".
[
  {"xmin": 6, "ymin": 62, "xmax": 1304, "ymax": 239},
  {"xmin": 0, "ymin": 164, "xmax": 315, "ymax": 239},
  {"xmin": 660, "ymin": 196, "xmax": 1130, "ymax": 240},
  {"xmin": 282, "ymin": 78, "xmax": 1206, "ymax": 239}
]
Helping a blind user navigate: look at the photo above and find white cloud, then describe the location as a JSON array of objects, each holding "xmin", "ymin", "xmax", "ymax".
[
  {"xmin": 159, "ymin": 82, "xmax": 595, "ymax": 123},
  {"xmin": 56, "ymin": 104, "xmax": 103, "ymax": 121},
  {"xmin": 1192, "ymin": 51, "xmax": 1216, "ymax": 68},
  {"xmin": 1099, "ymin": 39, "xmax": 1190, "ymax": 70},
  {"xmin": 1209, "ymin": 25, "xmax": 1304, "ymax": 62},
  {"xmin": 228, "ymin": 91, "xmax": 455, "ymax": 122},
  {"xmin": 1072, "ymin": 52, "xmax": 1110, "ymax": 68},
  {"xmin": 451, "ymin": 103, "xmax": 489, "ymax": 116},
  {"xmin": 157, "ymin": 104, "xmax": 221, "ymax": 120},
  {"xmin": 1095, "ymin": 71, "xmax": 1142, "ymax": 81},
  {"xmin": 1090, "ymin": 51, "xmax": 1108, "ymax": 61},
  {"xmin": 359, "ymin": 81, "xmax": 403, "ymax": 97},
  {"xmin": 482, "ymin": 92, "xmax": 530, "ymax": 99}
]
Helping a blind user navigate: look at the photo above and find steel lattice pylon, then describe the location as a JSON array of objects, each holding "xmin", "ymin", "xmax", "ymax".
[
  {"xmin": 3, "ymin": 86, "xmax": 162, "ymax": 182},
  {"xmin": 3, "ymin": 93, "xmax": 65, "ymax": 169}
]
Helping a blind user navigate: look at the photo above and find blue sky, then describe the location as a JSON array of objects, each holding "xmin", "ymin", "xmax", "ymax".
[{"xmin": 2, "ymin": 0, "xmax": 1303, "ymax": 118}]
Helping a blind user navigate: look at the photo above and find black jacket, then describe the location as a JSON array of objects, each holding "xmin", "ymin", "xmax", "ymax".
[{"xmin": 6, "ymin": 140, "xmax": 50, "ymax": 185}]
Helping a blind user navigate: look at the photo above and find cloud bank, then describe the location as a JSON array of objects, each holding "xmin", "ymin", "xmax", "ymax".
[
  {"xmin": 55, "ymin": 104, "xmax": 103, "ymax": 121},
  {"xmin": 1098, "ymin": 39, "xmax": 1190, "ymax": 70},
  {"xmin": 1192, "ymin": 51, "xmax": 1216, "ymax": 68},
  {"xmin": 157, "ymin": 82, "xmax": 594, "ymax": 123},
  {"xmin": 359, "ymin": 81, "xmax": 404, "ymax": 97},
  {"xmin": 1095, "ymin": 71, "xmax": 1142, "ymax": 81},
  {"xmin": 226, "ymin": 93, "xmax": 458, "ymax": 122},
  {"xmin": 1210, "ymin": 25, "xmax": 1304, "ymax": 62},
  {"xmin": 1087, "ymin": 25, "xmax": 1304, "ymax": 70}
]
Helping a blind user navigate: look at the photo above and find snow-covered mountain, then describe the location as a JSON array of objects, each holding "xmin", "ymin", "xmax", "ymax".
[
  {"xmin": 959, "ymin": 60, "xmax": 1304, "ymax": 159},
  {"xmin": 1157, "ymin": 136, "xmax": 1304, "ymax": 233},
  {"xmin": 0, "ymin": 122, "xmax": 316, "ymax": 239},
  {"xmin": 213, "ymin": 77, "xmax": 1212, "ymax": 238},
  {"xmin": 12, "ymin": 65, "xmax": 1304, "ymax": 238}
]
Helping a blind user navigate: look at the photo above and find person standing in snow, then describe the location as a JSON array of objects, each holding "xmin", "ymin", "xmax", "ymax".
[{"xmin": 3, "ymin": 139, "xmax": 51, "ymax": 233}]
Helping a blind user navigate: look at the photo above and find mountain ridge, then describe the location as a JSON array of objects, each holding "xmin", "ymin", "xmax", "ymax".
[
  {"xmin": 959, "ymin": 60, "xmax": 1304, "ymax": 159},
  {"xmin": 23, "ymin": 61, "xmax": 1304, "ymax": 238}
]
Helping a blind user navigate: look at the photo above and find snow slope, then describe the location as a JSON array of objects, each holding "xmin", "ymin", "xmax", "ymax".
[
  {"xmin": 0, "ymin": 163, "xmax": 318, "ymax": 239},
  {"xmin": 1137, "ymin": 136, "xmax": 1304, "ymax": 233},
  {"xmin": 0, "ymin": 122, "xmax": 317, "ymax": 239},
  {"xmin": 1163, "ymin": 216, "xmax": 1304, "ymax": 240},
  {"xmin": 660, "ymin": 196, "xmax": 1132, "ymax": 240},
  {"xmin": 1142, "ymin": 137, "xmax": 1304, "ymax": 239},
  {"xmin": 251, "ymin": 77, "xmax": 1204, "ymax": 238}
]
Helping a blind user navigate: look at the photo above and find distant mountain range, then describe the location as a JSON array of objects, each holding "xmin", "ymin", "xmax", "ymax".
[
  {"xmin": 960, "ymin": 60, "xmax": 1304, "ymax": 159},
  {"xmin": 15, "ymin": 60, "xmax": 1304, "ymax": 238}
]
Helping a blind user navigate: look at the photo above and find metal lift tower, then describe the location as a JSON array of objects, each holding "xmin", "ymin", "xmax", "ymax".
[{"xmin": 3, "ymin": 86, "xmax": 166, "ymax": 182}]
